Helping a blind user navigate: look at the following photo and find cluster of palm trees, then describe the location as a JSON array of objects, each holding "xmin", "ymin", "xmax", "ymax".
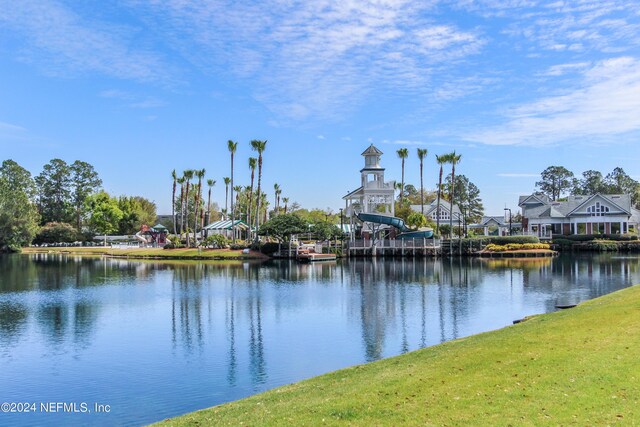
[
  {"xmin": 171, "ymin": 168, "xmax": 215, "ymax": 246},
  {"xmin": 171, "ymin": 139, "xmax": 294, "ymax": 246},
  {"xmin": 396, "ymin": 148, "xmax": 462, "ymax": 237}
]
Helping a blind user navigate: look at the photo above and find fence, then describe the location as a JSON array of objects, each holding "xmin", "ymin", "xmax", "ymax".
[{"xmin": 348, "ymin": 239, "xmax": 441, "ymax": 249}]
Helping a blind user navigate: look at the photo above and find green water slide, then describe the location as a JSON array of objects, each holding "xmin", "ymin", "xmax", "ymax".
[{"xmin": 357, "ymin": 213, "xmax": 433, "ymax": 239}]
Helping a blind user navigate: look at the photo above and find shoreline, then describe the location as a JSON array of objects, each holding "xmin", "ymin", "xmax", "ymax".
[
  {"xmin": 20, "ymin": 247, "xmax": 270, "ymax": 261},
  {"xmin": 153, "ymin": 284, "xmax": 640, "ymax": 426}
]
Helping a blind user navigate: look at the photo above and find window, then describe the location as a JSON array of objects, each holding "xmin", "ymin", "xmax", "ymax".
[{"xmin": 586, "ymin": 202, "xmax": 609, "ymax": 216}]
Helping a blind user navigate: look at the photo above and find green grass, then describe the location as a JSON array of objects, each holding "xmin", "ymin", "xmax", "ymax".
[
  {"xmin": 22, "ymin": 246, "xmax": 267, "ymax": 260},
  {"xmin": 156, "ymin": 285, "xmax": 640, "ymax": 426}
]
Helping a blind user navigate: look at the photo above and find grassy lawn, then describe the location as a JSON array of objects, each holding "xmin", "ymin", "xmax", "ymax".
[
  {"xmin": 22, "ymin": 246, "xmax": 268, "ymax": 260},
  {"xmin": 157, "ymin": 285, "xmax": 640, "ymax": 426}
]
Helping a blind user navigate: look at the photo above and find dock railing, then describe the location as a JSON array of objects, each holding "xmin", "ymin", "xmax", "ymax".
[{"xmin": 348, "ymin": 238, "xmax": 440, "ymax": 249}]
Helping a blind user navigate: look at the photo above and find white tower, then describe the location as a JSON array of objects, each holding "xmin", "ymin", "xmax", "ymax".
[{"xmin": 343, "ymin": 144, "xmax": 395, "ymax": 217}]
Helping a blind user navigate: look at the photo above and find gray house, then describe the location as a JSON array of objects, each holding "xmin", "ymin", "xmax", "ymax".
[{"xmin": 519, "ymin": 193, "xmax": 640, "ymax": 239}]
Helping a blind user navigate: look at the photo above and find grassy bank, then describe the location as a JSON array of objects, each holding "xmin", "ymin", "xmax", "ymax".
[
  {"xmin": 157, "ymin": 285, "xmax": 640, "ymax": 426},
  {"xmin": 22, "ymin": 246, "xmax": 268, "ymax": 260}
]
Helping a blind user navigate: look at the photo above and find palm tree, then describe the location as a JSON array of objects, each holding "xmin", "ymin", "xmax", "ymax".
[
  {"xmin": 273, "ymin": 183, "xmax": 281, "ymax": 216},
  {"xmin": 228, "ymin": 140, "xmax": 238, "ymax": 243},
  {"xmin": 283, "ymin": 197, "xmax": 289, "ymax": 213},
  {"xmin": 206, "ymin": 179, "xmax": 216, "ymax": 216},
  {"xmin": 177, "ymin": 176, "xmax": 185, "ymax": 236},
  {"xmin": 183, "ymin": 170, "xmax": 194, "ymax": 246},
  {"xmin": 251, "ymin": 139, "xmax": 267, "ymax": 241},
  {"xmin": 417, "ymin": 148, "xmax": 428, "ymax": 216},
  {"xmin": 171, "ymin": 169, "xmax": 177, "ymax": 234},
  {"xmin": 193, "ymin": 168, "xmax": 205, "ymax": 244},
  {"xmin": 223, "ymin": 177, "xmax": 231, "ymax": 219},
  {"xmin": 435, "ymin": 154, "xmax": 449, "ymax": 236},
  {"xmin": 248, "ymin": 157, "xmax": 257, "ymax": 241},
  {"xmin": 396, "ymin": 148, "xmax": 409, "ymax": 204},
  {"xmin": 448, "ymin": 151, "xmax": 462, "ymax": 238}
]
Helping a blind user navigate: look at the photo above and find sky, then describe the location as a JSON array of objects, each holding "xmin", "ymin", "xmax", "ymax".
[{"xmin": 1, "ymin": 0, "xmax": 640, "ymax": 217}]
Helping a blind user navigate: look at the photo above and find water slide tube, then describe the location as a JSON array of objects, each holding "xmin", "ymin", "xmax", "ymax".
[
  {"xmin": 357, "ymin": 213, "xmax": 434, "ymax": 239},
  {"xmin": 134, "ymin": 231, "xmax": 148, "ymax": 246}
]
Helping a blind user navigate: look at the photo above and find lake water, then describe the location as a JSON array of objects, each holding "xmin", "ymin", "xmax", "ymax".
[{"xmin": 1, "ymin": 253, "xmax": 639, "ymax": 426}]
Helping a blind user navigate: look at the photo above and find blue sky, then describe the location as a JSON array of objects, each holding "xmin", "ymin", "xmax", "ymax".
[{"xmin": 1, "ymin": 0, "xmax": 639, "ymax": 216}]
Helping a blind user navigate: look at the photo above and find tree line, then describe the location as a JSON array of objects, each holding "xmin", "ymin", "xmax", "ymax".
[
  {"xmin": 0, "ymin": 158, "xmax": 156, "ymax": 251},
  {"xmin": 535, "ymin": 166, "xmax": 640, "ymax": 205}
]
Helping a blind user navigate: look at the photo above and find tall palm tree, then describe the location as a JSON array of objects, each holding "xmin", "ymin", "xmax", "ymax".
[
  {"xmin": 171, "ymin": 169, "xmax": 177, "ymax": 234},
  {"xmin": 177, "ymin": 176, "xmax": 185, "ymax": 236},
  {"xmin": 282, "ymin": 197, "xmax": 289, "ymax": 214},
  {"xmin": 206, "ymin": 179, "xmax": 216, "ymax": 220},
  {"xmin": 223, "ymin": 177, "xmax": 231, "ymax": 219},
  {"xmin": 183, "ymin": 170, "xmax": 194, "ymax": 246},
  {"xmin": 435, "ymin": 154, "xmax": 449, "ymax": 236},
  {"xmin": 273, "ymin": 183, "xmax": 281, "ymax": 216},
  {"xmin": 251, "ymin": 139, "xmax": 267, "ymax": 241},
  {"xmin": 448, "ymin": 151, "xmax": 462, "ymax": 238},
  {"xmin": 193, "ymin": 168, "xmax": 205, "ymax": 244},
  {"xmin": 228, "ymin": 140, "xmax": 238, "ymax": 243},
  {"xmin": 417, "ymin": 148, "xmax": 428, "ymax": 216},
  {"xmin": 248, "ymin": 157, "xmax": 257, "ymax": 241},
  {"xmin": 396, "ymin": 148, "xmax": 409, "ymax": 205}
]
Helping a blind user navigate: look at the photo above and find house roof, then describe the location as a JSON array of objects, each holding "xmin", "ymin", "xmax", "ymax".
[
  {"xmin": 521, "ymin": 193, "xmax": 635, "ymax": 220},
  {"xmin": 343, "ymin": 186, "xmax": 364, "ymax": 199},
  {"xmin": 361, "ymin": 144, "xmax": 383, "ymax": 156},
  {"xmin": 203, "ymin": 220, "xmax": 249, "ymax": 230},
  {"xmin": 410, "ymin": 200, "xmax": 462, "ymax": 217}
]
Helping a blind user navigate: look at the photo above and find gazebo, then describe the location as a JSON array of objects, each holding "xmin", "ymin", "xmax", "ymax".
[{"xmin": 203, "ymin": 220, "xmax": 250, "ymax": 240}]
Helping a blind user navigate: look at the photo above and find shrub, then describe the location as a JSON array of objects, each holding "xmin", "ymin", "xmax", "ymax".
[
  {"xmin": 33, "ymin": 222, "xmax": 80, "ymax": 244},
  {"xmin": 485, "ymin": 243, "xmax": 550, "ymax": 252},
  {"xmin": 259, "ymin": 242, "xmax": 281, "ymax": 255},
  {"xmin": 488, "ymin": 235, "xmax": 539, "ymax": 245},
  {"xmin": 204, "ymin": 234, "xmax": 229, "ymax": 249}
]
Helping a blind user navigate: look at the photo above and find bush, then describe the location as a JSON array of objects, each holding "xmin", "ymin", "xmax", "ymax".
[
  {"xmin": 204, "ymin": 234, "xmax": 229, "ymax": 249},
  {"xmin": 33, "ymin": 222, "xmax": 81, "ymax": 244},
  {"xmin": 488, "ymin": 236, "xmax": 540, "ymax": 245},
  {"xmin": 259, "ymin": 242, "xmax": 281, "ymax": 255},
  {"xmin": 485, "ymin": 243, "xmax": 550, "ymax": 252},
  {"xmin": 554, "ymin": 234, "xmax": 638, "ymax": 242}
]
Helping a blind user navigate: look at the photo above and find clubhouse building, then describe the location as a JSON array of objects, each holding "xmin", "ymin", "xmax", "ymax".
[{"xmin": 519, "ymin": 193, "xmax": 640, "ymax": 239}]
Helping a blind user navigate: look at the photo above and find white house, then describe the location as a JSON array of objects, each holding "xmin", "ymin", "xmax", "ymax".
[{"xmin": 519, "ymin": 193, "xmax": 640, "ymax": 239}]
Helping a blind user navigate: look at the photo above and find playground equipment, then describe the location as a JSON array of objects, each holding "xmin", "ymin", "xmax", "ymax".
[
  {"xmin": 136, "ymin": 224, "xmax": 170, "ymax": 247},
  {"xmin": 357, "ymin": 212, "xmax": 433, "ymax": 239}
]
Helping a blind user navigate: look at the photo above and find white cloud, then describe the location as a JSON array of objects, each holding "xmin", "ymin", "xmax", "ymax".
[
  {"xmin": 317, "ymin": 135, "xmax": 325, "ymax": 140},
  {"xmin": 467, "ymin": 57, "xmax": 640, "ymax": 146},
  {"xmin": 383, "ymin": 139, "xmax": 428, "ymax": 146},
  {"xmin": 99, "ymin": 89, "xmax": 166, "ymax": 109},
  {"xmin": 0, "ymin": 0, "xmax": 171, "ymax": 82},
  {"xmin": 131, "ymin": 0, "xmax": 484, "ymax": 119},
  {"xmin": 0, "ymin": 121, "xmax": 25, "ymax": 132}
]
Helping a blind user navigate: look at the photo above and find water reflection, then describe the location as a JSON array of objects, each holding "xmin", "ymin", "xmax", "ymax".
[{"xmin": 0, "ymin": 253, "xmax": 639, "ymax": 426}]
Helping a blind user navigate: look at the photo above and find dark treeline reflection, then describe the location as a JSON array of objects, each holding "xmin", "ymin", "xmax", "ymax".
[{"xmin": 2, "ymin": 253, "xmax": 640, "ymax": 401}]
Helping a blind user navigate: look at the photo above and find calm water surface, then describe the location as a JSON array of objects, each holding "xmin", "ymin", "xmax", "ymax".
[{"xmin": 1, "ymin": 253, "xmax": 639, "ymax": 426}]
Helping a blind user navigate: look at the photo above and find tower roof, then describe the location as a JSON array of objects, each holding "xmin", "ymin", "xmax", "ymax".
[{"xmin": 361, "ymin": 144, "xmax": 383, "ymax": 156}]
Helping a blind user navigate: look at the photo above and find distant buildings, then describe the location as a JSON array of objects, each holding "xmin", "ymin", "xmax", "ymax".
[{"xmin": 519, "ymin": 193, "xmax": 640, "ymax": 239}]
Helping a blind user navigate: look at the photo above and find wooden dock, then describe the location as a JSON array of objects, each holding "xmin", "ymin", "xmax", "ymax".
[{"xmin": 297, "ymin": 253, "xmax": 337, "ymax": 262}]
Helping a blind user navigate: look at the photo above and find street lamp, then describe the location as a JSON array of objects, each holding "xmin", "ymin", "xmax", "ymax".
[{"xmin": 504, "ymin": 207, "xmax": 512, "ymax": 236}]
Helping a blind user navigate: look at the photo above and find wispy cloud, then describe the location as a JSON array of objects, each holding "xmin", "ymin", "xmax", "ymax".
[
  {"xmin": 0, "ymin": 121, "xmax": 26, "ymax": 132},
  {"xmin": 132, "ymin": 1, "xmax": 484, "ymax": 119},
  {"xmin": 0, "ymin": 0, "xmax": 172, "ymax": 83},
  {"xmin": 466, "ymin": 57, "xmax": 640, "ymax": 146},
  {"xmin": 99, "ymin": 89, "xmax": 166, "ymax": 109}
]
